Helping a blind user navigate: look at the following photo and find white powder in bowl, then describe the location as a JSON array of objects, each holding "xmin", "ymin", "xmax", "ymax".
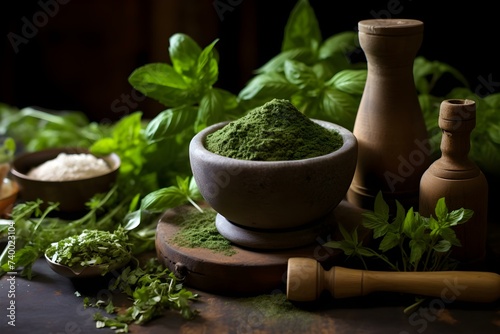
[{"xmin": 27, "ymin": 153, "xmax": 112, "ymax": 181}]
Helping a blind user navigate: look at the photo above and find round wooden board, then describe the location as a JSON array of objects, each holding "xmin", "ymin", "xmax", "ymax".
[{"xmin": 155, "ymin": 200, "xmax": 367, "ymax": 296}]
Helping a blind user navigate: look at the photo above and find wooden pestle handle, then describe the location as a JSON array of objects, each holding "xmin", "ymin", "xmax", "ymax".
[{"xmin": 287, "ymin": 257, "xmax": 500, "ymax": 303}]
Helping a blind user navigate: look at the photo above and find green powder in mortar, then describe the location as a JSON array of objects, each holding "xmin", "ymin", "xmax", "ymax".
[
  {"xmin": 205, "ymin": 98, "xmax": 343, "ymax": 161},
  {"xmin": 171, "ymin": 207, "xmax": 236, "ymax": 256}
]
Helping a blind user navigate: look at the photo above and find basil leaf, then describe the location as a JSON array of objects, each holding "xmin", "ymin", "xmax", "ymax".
[
  {"xmin": 356, "ymin": 247, "xmax": 376, "ymax": 258},
  {"xmin": 284, "ymin": 59, "xmax": 321, "ymax": 90},
  {"xmin": 318, "ymin": 31, "xmax": 359, "ymax": 60},
  {"xmin": 447, "ymin": 208, "xmax": 474, "ymax": 226},
  {"xmin": 238, "ymin": 72, "xmax": 299, "ymax": 102},
  {"xmin": 379, "ymin": 232, "xmax": 400, "ymax": 252},
  {"xmin": 196, "ymin": 88, "xmax": 226, "ymax": 131},
  {"xmin": 168, "ymin": 33, "xmax": 202, "ymax": 80},
  {"xmin": 255, "ymin": 48, "xmax": 315, "ymax": 74},
  {"xmin": 439, "ymin": 227, "xmax": 462, "ymax": 247},
  {"xmin": 2, "ymin": 107, "xmax": 106, "ymax": 151},
  {"xmin": 434, "ymin": 197, "xmax": 448, "ymax": 221},
  {"xmin": 90, "ymin": 112, "xmax": 147, "ymax": 176},
  {"xmin": 432, "ymin": 240, "xmax": 451, "ymax": 253},
  {"xmin": 215, "ymin": 88, "xmax": 239, "ymax": 111},
  {"xmin": 362, "ymin": 212, "xmax": 389, "ymax": 239},
  {"xmin": 413, "ymin": 57, "xmax": 469, "ymax": 94},
  {"xmin": 312, "ymin": 56, "xmax": 366, "ymax": 82},
  {"xmin": 89, "ymin": 137, "xmax": 117, "ymax": 155},
  {"xmin": 289, "ymin": 94, "xmax": 311, "ymax": 112},
  {"xmin": 408, "ymin": 239, "xmax": 426, "ymax": 264},
  {"xmin": 338, "ymin": 223, "xmax": 354, "ymax": 243},
  {"xmin": 471, "ymin": 139, "xmax": 500, "ymax": 175},
  {"xmin": 196, "ymin": 39, "xmax": 219, "ymax": 89},
  {"xmin": 413, "ymin": 57, "xmax": 435, "ymax": 94},
  {"xmin": 140, "ymin": 186, "xmax": 186, "ymax": 213},
  {"xmin": 392, "ymin": 200, "xmax": 406, "ymax": 231},
  {"xmin": 130, "ymin": 63, "xmax": 188, "ymax": 89},
  {"xmin": 374, "ymin": 191, "xmax": 389, "ymax": 221},
  {"xmin": 188, "ymin": 177, "xmax": 201, "ymax": 201},
  {"xmin": 487, "ymin": 123, "xmax": 500, "ymax": 144},
  {"xmin": 175, "ymin": 175, "xmax": 190, "ymax": 194},
  {"xmin": 402, "ymin": 207, "xmax": 416, "ymax": 237},
  {"xmin": 326, "ymin": 69, "xmax": 367, "ymax": 95},
  {"xmin": 483, "ymin": 92, "xmax": 500, "ymax": 107},
  {"xmin": 413, "ymin": 221, "xmax": 427, "ymax": 241},
  {"xmin": 319, "ymin": 88, "xmax": 358, "ymax": 130},
  {"xmin": 428, "ymin": 216, "xmax": 440, "ymax": 237},
  {"xmin": 128, "ymin": 63, "xmax": 194, "ymax": 107},
  {"xmin": 145, "ymin": 106, "xmax": 198, "ymax": 143},
  {"xmin": 282, "ymin": 0, "xmax": 321, "ymax": 52},
  {"xmin": 311, "ymin": 61, "xmax": 338, "ymax": 82}
]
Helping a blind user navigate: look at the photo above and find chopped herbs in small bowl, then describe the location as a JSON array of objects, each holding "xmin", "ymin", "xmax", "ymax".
[{"xmin": 45, "ymin": 227, "xmax": 132, "ymax": 278}]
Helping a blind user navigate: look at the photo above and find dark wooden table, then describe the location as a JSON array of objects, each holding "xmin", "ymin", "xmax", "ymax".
[{"xmin": 2, "ymin": 221, "xmax": 500, "ymax": 334}]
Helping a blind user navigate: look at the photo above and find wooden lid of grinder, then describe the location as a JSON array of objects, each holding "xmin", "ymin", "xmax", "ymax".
[{"xmin": 358, "ymin": 19, "xmax": 423, "ymax": 36}]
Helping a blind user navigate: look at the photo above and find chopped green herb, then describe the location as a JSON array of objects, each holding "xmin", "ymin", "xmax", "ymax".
[
  {"xmin": 87, "ymin": 258, "xmax": 198, "ymax": 332},
  {"xmin": 45, "ymin": 227, "xmax": 132, "ymax": 271}
]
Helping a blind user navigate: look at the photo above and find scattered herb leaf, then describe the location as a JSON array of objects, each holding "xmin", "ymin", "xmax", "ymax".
[{"xmin": 86, "ymin": 258, "xmax": 199, "ymax": 332}]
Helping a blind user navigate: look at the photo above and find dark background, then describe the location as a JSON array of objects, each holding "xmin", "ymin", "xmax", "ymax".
[{"xmin": 1, "ymin": 0, "xmax": 499, "ymax": 122}]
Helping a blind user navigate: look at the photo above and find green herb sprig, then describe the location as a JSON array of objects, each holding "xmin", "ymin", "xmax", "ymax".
[
  {"xmin": 324, "ymin": 192, "xmax": 473, "ymax": 313},
  {"xmin": 128, "ymin": 33, "xmax": 243, "ymax": 133},
  {"xmin": 0, "ymin": 104, "xmax": 111, "ymax": 152},
  {"xmin": 324, "ymin": 192, "xmax": 473, "ymax": 272}
]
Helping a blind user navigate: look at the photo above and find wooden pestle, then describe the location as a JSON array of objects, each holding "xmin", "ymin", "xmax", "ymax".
[{"xmin": 287, "ymin": 257, "xmax": 500, "ymax": 303}]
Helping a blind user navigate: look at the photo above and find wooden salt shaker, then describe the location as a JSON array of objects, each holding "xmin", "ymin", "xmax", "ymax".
[
  {"xmin": 419, "ymin": 99, "xmax": 488, "ymax": 266},
  {"xmin": 347, "ymin": 19, "xmax": 430, "ymax": 212}
]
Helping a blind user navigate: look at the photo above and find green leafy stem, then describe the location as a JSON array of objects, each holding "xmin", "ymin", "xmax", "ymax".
[{"xmin": 324, "ymin": 192, "xmax": 473, "ymax": 273}]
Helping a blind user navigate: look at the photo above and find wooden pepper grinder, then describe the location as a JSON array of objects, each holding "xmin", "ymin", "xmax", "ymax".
[
  {"xmin": 419, "ymin": 99, "xmax": 488, "ymax": 267},
  {"xmin": 347, "ymin": 19, "xmax": 430, "ymax": 212}
]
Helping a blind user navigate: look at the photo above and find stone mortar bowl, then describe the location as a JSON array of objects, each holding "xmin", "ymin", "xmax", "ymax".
[{"xmin": 189, "ymin": 119, "xmax": 358, "ymax": 230}]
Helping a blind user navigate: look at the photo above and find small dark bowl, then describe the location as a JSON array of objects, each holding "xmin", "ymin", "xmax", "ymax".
[
  {"xmin": 189, "ymin": 120, "xmax": 358, "ymax": 230},
  {"xmin": 11, "ymin": 147, "xmax": 120, "ymax": 213}
]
